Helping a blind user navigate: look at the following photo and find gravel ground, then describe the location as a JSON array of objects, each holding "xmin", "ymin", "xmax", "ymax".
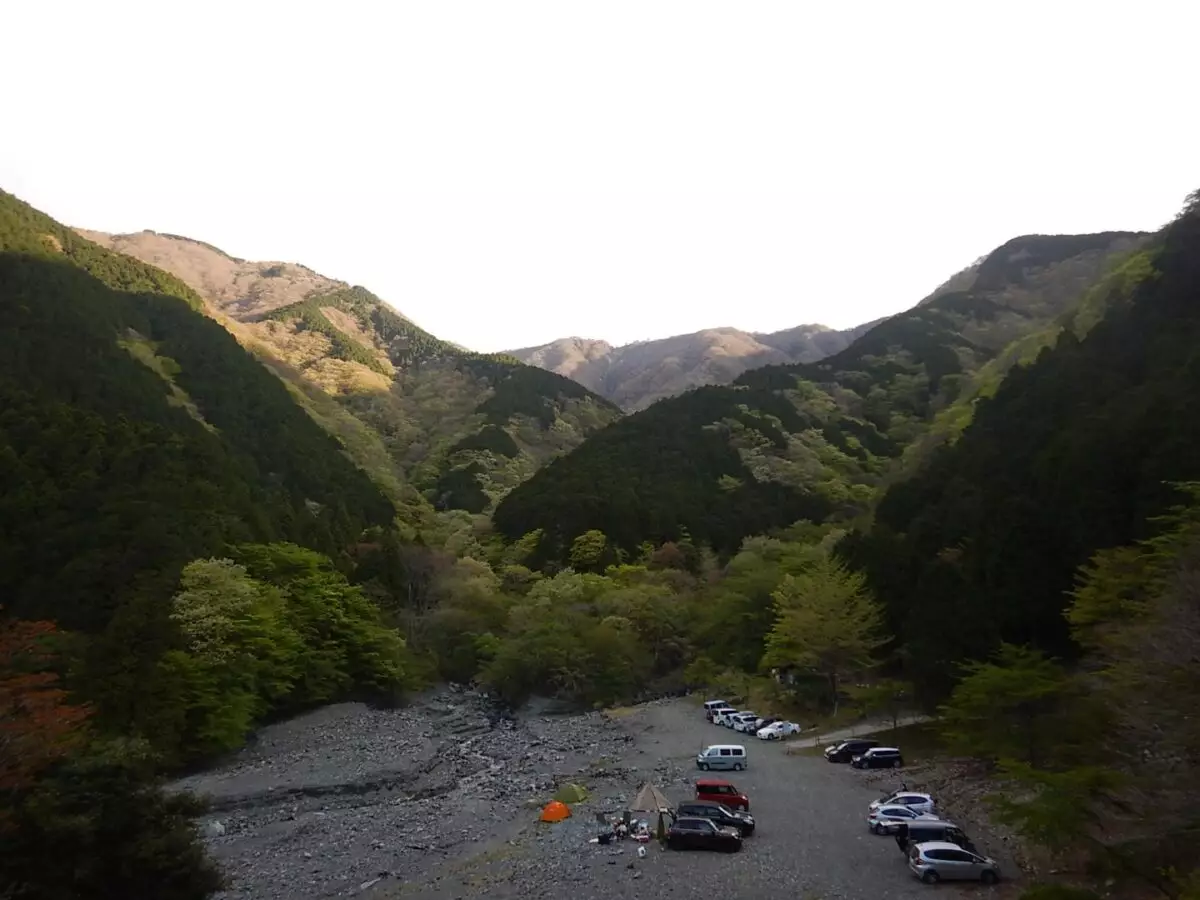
[{"xmin": 176, "ymin": 692, "xmax": 1019, "ymax": 900}]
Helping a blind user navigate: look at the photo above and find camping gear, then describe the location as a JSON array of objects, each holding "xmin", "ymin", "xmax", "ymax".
[
  {"xmin": 553, "ymin": 783, "xmax": 589, "ymax": 804},
  {"xmin": 539, "ymin": 800, "xmax": 571, "ymax": 823}
]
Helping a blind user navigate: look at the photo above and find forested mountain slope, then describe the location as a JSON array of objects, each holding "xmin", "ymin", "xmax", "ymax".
[
  {"xmin": 494, "ymin": 230, "xmax": 1146, "ymax": 564},
  {"xmin": 0, "ymin": 190, "xmax": 395, "ymax": 634},
  {"xmin": 839, "ymin": 193, "xmax": 1200, "ymax": 697},
  {"xmin": 506, "ymin": 319, "xmax": 876, "ymax": 410},
  {"xmin": 80, "ymin": 229, "xmax": 622, "ymax": 516}
]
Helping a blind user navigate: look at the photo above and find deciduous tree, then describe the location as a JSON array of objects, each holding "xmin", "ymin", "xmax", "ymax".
[{"xmin": 760, "ymin": 556, "xmax": 888, "ymax": 713}]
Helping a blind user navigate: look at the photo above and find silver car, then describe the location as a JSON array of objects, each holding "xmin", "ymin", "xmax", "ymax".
[
  {"xmin": 868, "ymin": 805, "xmax": 938, "ymax": 834},
  {"xmin": 908, "ymin": 840, "xmax": 1001, "ymax": 884}
]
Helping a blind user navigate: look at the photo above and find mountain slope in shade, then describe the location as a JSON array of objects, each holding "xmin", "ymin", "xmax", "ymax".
[
  {"xmin": 493, "ymin": 230, "xmax": 1148, "ymax": 565},
  {"xmin": 0, "ymin": 190, "xmax": 396, "ymax": 633},
  {"xmin": 80, "ymin": 229, "xmax": 622, "ymax": 518},
  {"xmin": 506, "ymin": 320, "xmax": 875, "ymax": 410}
]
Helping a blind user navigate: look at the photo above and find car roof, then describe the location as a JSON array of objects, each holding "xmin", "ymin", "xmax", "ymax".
[
  {"xmin": 909, "ymin": 818, "xmax": 956, "ymax": 829},
  {"xmin": 914, "ymin": 840, "xmax": 969, "ymax": 851},
  {"xmin": 696, "ymin": 778, "xmax": 736, "ymax": 787},
  {"xmin": 868, "ymin": 746, "xmax": 901, "ymax": 753},
  {"xmin": 889, "ymin": 791, "xmax": 934, "ymax": 799}
]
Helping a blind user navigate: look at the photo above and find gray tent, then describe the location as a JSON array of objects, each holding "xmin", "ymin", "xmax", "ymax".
[
  {"xmin": 631, "ymin": 782, "xmax": 673, "ymax": 840},
  {"xmin": 631, "ymin": 782, "xmax": 672, "ymax": 812}
]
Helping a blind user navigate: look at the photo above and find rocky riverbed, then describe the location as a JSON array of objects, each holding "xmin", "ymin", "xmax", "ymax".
[{"xmin": 171, "ymin": 687, "xmax": 638, "ymax": 900}]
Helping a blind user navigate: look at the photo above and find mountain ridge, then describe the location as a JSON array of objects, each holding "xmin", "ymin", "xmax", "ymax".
[{"xmin": 505, "ymin": 320, "xmax": 878, "ymax": 410}]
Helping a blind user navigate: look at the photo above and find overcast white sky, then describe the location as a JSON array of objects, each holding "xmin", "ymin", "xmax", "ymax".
[{"xmin": 3, "ymin": 1, "xmax": 1197, "ymax": 351}]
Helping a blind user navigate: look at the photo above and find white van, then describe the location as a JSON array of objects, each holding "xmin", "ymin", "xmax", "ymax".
[
  {"xmin": 703, "ymin": 699, "xmax": 728, "ymax": 720},
  {"xmin": 696, "ymin": 744, "xmax": 747, "ymax": 771}
]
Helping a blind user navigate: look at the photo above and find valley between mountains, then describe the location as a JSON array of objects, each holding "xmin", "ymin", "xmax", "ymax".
[{"xmin": 2, "ymin": 187, "xmax": 1199, "ymax": 900}]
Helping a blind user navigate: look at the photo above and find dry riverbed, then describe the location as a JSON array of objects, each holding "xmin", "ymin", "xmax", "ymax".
[{"xmin": 174, "ymin": 690, "xmax": 1022, "ymax": 900}]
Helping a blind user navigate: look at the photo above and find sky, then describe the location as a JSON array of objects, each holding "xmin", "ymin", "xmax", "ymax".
[{"xmin": 3, "ymin": 1, "xmax": 1198, "ymax": 353}]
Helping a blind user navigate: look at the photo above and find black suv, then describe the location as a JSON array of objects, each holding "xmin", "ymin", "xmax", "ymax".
[
  {"xmin": 852, "ymin": 747, "xmax": 904, "ymax": 769},
  {"xmin": 895, "ymin": 820, "xmax": 976, "ymax": 855},
  {"xmin": 675, "ymin": 801, "xmax": 755, "ymax": 836},
  {"xmin": 824, "ymin": 739, "xmax": 879, "ymax": 763}
]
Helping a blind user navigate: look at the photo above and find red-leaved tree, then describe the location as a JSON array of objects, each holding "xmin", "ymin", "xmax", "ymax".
[{"xmin": 0, "ymin": 610, "xmax": 91, "ymax": 805}]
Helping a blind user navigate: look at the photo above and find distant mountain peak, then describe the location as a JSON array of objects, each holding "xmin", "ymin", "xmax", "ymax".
[{"xmin": 505, "ymin": 321, "xmax": 870, "ymax": 410}]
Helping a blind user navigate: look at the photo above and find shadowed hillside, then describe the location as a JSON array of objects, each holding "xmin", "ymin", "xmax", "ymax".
[{"xmin": 494, "ymin": 230, "xmax": 1147, "ymax": 563}]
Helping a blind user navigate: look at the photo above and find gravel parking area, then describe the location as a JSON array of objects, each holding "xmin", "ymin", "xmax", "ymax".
[
  {"xmin": 177, "ymin": 692, "xmax": 1016, "ymax": 900},
  {"xmin": 406, "ymin": 701, "xmax": 1013, "ymax": 900}
]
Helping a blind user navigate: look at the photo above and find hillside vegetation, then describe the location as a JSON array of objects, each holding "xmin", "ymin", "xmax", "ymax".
[
  {"xmin": 495, "ymin": 230, "xmax": 1145, "ymax": 564},
  {"xmin": 841, "ymin": 199, "xmax": 1200, "ymax": 698},
  {"xmin": 1, "ymin": 190, "xmax": 418, "ymax": 897},
  {"xmin": 80, "ymin": 230, "xmax": 622, "ymax": 517},
  {"xmin": 507, "ymin": 320, "xmax": 874, "ymax": 410}
]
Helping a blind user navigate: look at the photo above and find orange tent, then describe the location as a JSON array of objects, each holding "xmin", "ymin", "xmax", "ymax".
[{"xmin": 539, "ymin": 800, "xmax": 571, "ymax": 823}]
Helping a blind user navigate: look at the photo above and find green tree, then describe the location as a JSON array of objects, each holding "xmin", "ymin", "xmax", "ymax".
[
  {"xmin": 938, "ymin": 643, "xmax": 1073, "ymax": 767},
  {"xmin": 760, "ymin": 556, "xmax": 888, "ymax": 713},
  {"xmin": 1, "ymin": 737, "xmax": 224, "ymax": 900},
  {"xmin": 568, "ymin": 529, "xmax": 615, "ymax": 573},
  {"xmin": 161, "ymin": 558, "xmax": 302, "ymax": 757}
]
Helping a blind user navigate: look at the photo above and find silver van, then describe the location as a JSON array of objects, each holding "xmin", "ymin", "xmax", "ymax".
[{"xmin": 696, "ymin": 744, "xmax": 747, "ymax": 771}]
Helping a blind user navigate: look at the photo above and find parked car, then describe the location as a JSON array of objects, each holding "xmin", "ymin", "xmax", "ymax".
[
  {"xmin": 868, "ymin": 805, "xmax": 938, "ymax": 835},
  {"xmin": 870, "ymin": 791, "xmax": 935, "ymax": 815},
  {"xmin": 724, "ymin": 710, "xmax": 753, "ymax": 728},
  {"xmin": 754, "ymin": 716, "xmax": 781, "ymax": 730},
  {"xmin": 666, "ymin": 816, "xmax": 742, "ymax": 853},
  {"xmin": 895, "ymin": 820, "xmax": 976, "ymax": 855},
  {"xmin": 732, "ymin": 714, "xmax": 760, "ymax": 733},
  {"xmin": 824, "ymin": 738, "xmax": 879, "ymax": 763},
  {"xmin": 756, "ymin": 721, "xmax": 801, "ymax": 740},
  {"xmin": 852, "ymin": 747, "xmax": 905, "ymax": 769},
  {"xmin": 713, "ymin": 709, "xmax": 741, "ymax": 727},
  {"xmin": 675, "ymin": 801, "xmax": 755, "ymax": 836},
  {"xmin": 703, "ymin": 700, "xmax": 729, "ymax": 721},
  {"xmin": 696, "ymin": 743, "xmax": 747, "ymax": 771},
  {"xmin": 908, "ymin": 841, "xmax": 1001, "ymax": 884},
  {"xmin": 695, "ymin": 778, "xmax": 750, "ymax": 811},
  {"xmin": 710, "ymin": 706, "xmax": 736, "ymax": 724}
]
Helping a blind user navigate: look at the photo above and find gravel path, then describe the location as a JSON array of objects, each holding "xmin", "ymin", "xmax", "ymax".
[{"xmin": 176, "ymin": 692, "xmax": 1015, "ymax": 900}]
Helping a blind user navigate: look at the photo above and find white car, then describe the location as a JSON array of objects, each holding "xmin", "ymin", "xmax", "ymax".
[
  {"xmin": 756, "ymin": 721, "xmax": 801, "ymax": 740},
  {"xmin": 732, "ymin": 713, "xmax": 760, "ymax": 733},
  {"xmin": 713, "ymin": 709, "xmax": 741, "ymax": 727},
  {"xmin": 869, "ymin": 791, "xmax": 936, "ymax": 816}
]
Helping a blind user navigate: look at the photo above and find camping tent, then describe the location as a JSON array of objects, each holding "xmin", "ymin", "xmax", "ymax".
[
  {"xmin": 631, "ymin": 783, "xmax": 671, "ymax": 812},
  {"xmin": 539, "ymin": 800, "xmax": 571, "ymax": 823},
  {"xmin": 553, "ymin": 783, "xmax": 588, "ymax": 803}
]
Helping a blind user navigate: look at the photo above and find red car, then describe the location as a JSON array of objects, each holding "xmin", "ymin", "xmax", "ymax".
[{"xmin": 695, "ymin": 778, "xmax": 750, "ymax": 811}]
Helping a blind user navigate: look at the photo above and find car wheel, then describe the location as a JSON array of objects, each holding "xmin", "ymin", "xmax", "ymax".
[
  {"xmin": 871, "ymin": 823, "xmax": 883, "ymax": 835},
  {"xmin": 922, "ymin": 871, "xmax": 939, "ymax": 884},
  {"xmin": 893, "ymin": 759, "xmax": 903, "ymax": 768},
  {"xmin": 981, "ymin": 870, "xmax": 998, "ymax": 885}
]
